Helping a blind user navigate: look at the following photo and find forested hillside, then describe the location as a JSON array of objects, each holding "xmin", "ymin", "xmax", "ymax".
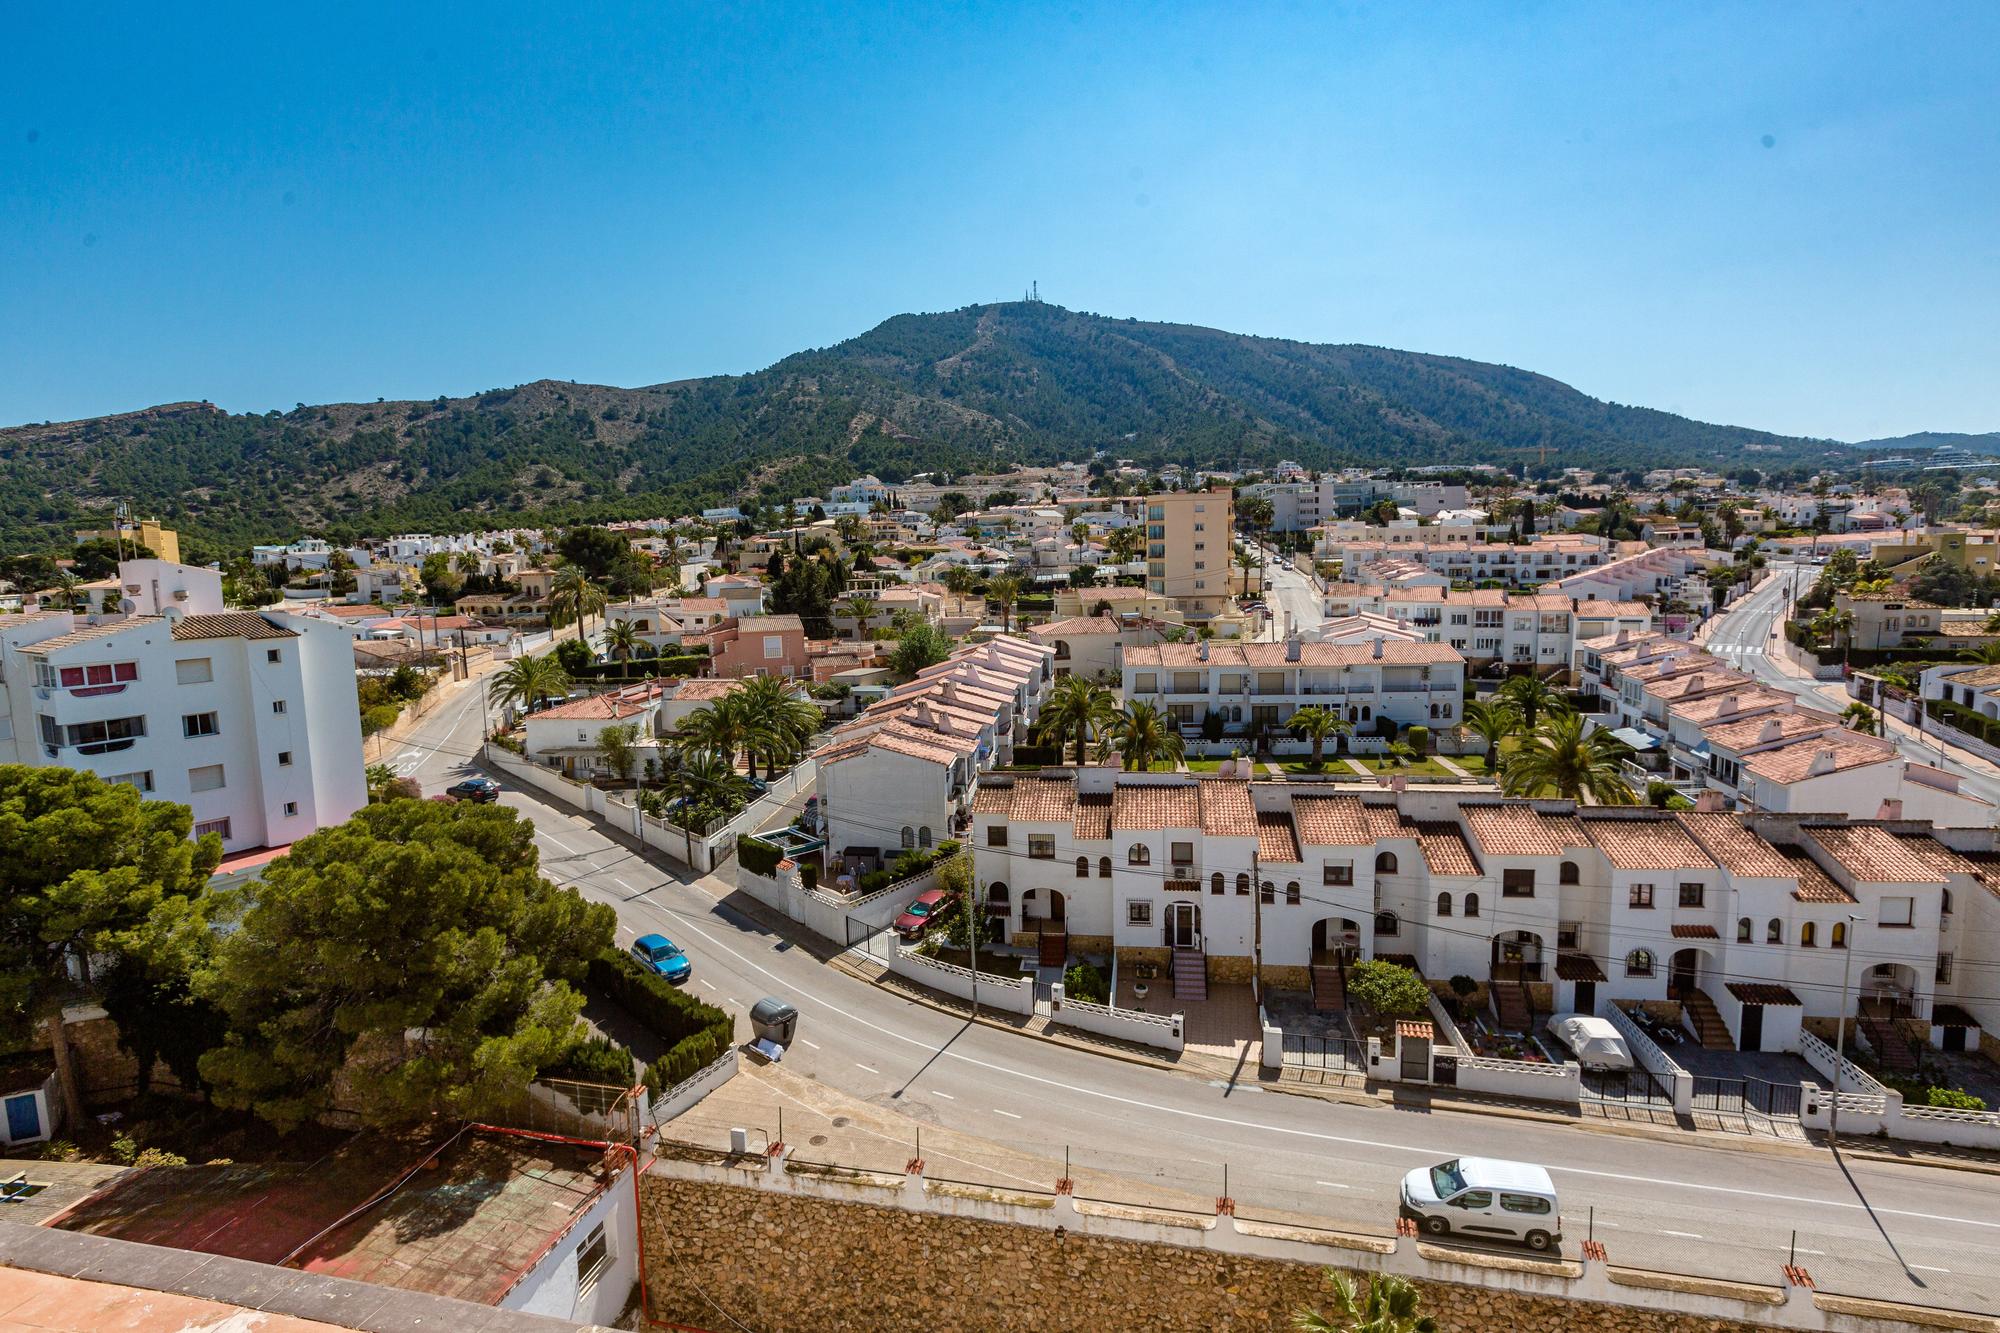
[{"xmin": 0, "ymin": 301, "xmax": 1854, "ymax": 553}]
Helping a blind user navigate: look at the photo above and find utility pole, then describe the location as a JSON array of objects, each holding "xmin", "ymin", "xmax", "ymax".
[
  {"xmin": 1251, "ymin": 840, "xmax": 1263, "ymax": 1007},
  {"xmin": 1828, "ymin": 912, "xmax": 1862, "ymax": 1151},
  {"xmin": 968, "ymin": 875, "xmax": 981, "ymax": 1018}
]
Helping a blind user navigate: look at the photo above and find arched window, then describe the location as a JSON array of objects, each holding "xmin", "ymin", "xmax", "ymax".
[
  {"xmin": 1361, "ymin": 705, "xmax": 1373, "ymax": 720},
  {"xmin": 1436, "ymin": 892, "xmax": 1453, "ymax": 917},
  {"xmin": 1626, "ymin": 949, "xmax": 1655, "ymax": 977},
  {"xmin": 1560, "ymin": 861, "xmax": 1580, "ymax": 885},
  {"xmin": 1830, "ymin": 921, "xmax": 1847, "ymax": 949},
  {"xmin": 1211, "ymin": 872, "xmax": 1225, "ymax": 895},
  {"xmin": 988, "ymin": 881, "xmax": 1009, "ymax": 908},
  {"xmin": 1737, "ymin": 917, "xmax": 1752, "ymax": 943},
  {"xmin": 1129, "ymin": 844, "xmax": 1150, "ymax": 866},
  {"xmin": 1076, "ymin": 856, "xmax": 1091, "ymax": 879},
  {"xmin": 1767, "ymin": 918, "xmax": 1783, "ymax": 944},
  {"xmin": 1374, "ymin": 910, "xmax": 1400, "ymax": 936},
  {"xmin": 1801, "ymin": 922, "xmax": 1817, "ymax": 948},
  {"xmin": 1943, "ymin": 888, "xmax": 1954, "ymax": 915},
  {"xmin": 1231, "ymin": 705, "xmax": 1243, "ymax": 721},
  {"xmin": 1376, "ymin": 852, "xmax": 1398, "ymax": 875},
  {"xmin": 1259, "ymin": 880, "xmax": 1275, "ymax": 904},
  {"xmin": 1285, "ymin": 881, "xmax": 1301, "ymax": 905},
  {"xmin": 918, "ymin": 826, "xmax": 933, "ymax": 849},
  {"xmin": 1462, "ymin": 892, "xmax": 1480, "ymax": 919},
  {"xmin": 901, "ymin": 826, "xmax": 915, "ymax": 849},
  {"xmin": 1236, "ymin": 872, "xmax": 1250, "ymax": 896}
]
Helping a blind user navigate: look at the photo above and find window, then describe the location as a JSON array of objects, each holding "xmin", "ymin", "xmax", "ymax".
[
  {"xmin": 1500, "ymin": 1193, "xmax": 1553, "ymax": 1215},
  {"xmin": 575, "ymin": 1220, "xmax": 609, "ymax": 1297},
  {"xmin": 1678, "ymin": 882, "xmax": 1704, "ymax": 908},
  {"xmin": 1881, "ymin": 897, "xmax": 1913, "ymax": 927},
  {"xmin": 1626, "ymin": 949, "xmax": 1655, "ymax": 977},
  {"xmin": 1098, "ymin": 856, "xmax": 1112, "ymax": 879},
  {"xmin": 1831, "ymin": 921, "xmax": 1847, "ymax": 949},
  {"xmin": 1170, "ymin": 841, "xmax": 1194, "ymax": 866},
  {"xmin": 1260, "ymin": 880, "xmax": 1275, "ymax": 904},
  {"xmin": 1210, "ymin": 872, "xmax": 1224, "ymax": 895},
  {"xmin": 1235, "ymin": 872, "xmax": 1250, "ymax": 896},
  {"xmin": 1375, "ymin": 852, "xmax": 1398, "ymax": 875},
  {"xmin": 901, "ymin": 826, "xmax": 915, "ymax": 849},
  {"xmin": 175, "ymin": 657, "xmax": 213, "ymax": 685},
  {"xmin": 1628, "ymin": 883, "xmax": 1654, "ymax": 909},
  {"xmin": 1559, "ymin": 861, "xmax": 1580, "ymax": 885},
  {"xmin": 277, "ymin": 750, "xmax": 293, "ymax": 766},
  {"xmin": 1801, "ymin": 922, "xmax": 1816, "ymax": 948},
  {"xmin": 1028, "ymin": 836, "xmax": 1054, "ymax": 860},
  {"xmin": 107, "ymin": 771, "xmax": 154, "ymax": 793},
  {"xmin": 1502, "ymin": 869, "xmax": 1535, "ymax": 898},
  {"xmin": 1128, "ymin": 845, "xmax": 1150, "ymax": 866},
  {"xmin": 188, "ymin": 764, "xmax": 225, "ymax": 793},
  {"xmin": 987, "ymin": 883, "xmax": 1009, "ymax": 906},
  {"xmin": 1462, "ymin": 892, "xmax": 1479, "ymax": 919},
  {"xmin": 1285, "ymin": 881, "xmax": 1301, "ymax": 905},
  {"xmin": 1942, "ymin": 888, "xmax": 1953, "ymax": 916},
  {"xmin": 987, "ymin": 826, "xmax": 1008, "ymax": 847},
  {"xmin": 42, "ymin": 715, "xmax": 146, "ymax": 753},
  {"xmin": 1374, "ymin": 910, "xmax": 1400, "ymax": 936},
  {"xmin": 282, "ymin": 801, "xmax": 299, "ymax": 817},
  {"xmin": 1077, "ymin": 856, "xmax": 1092, "ymax": 878},
  {"xmin": 762, "ymin": 635, "xmax": 785, "ymax": 660},
  {"xmin": 1436, "ymin": 892, "xmax": 1453, "ymax": 917},
  {"xmin": 1766, "ymin": 918, "xmax": 1783, "ymax": 944},
  {"xmin": 55, "ymin": 661, "xmax": 139, "ymax": 693},
  {"xmin": 265, "ymin": 648, "xmax": 283, "ymax": 664},
  {"xmin": 271, "ymin": 699, "xmax": 287, "ymax": 714},
  {"xmin": 1937, "ymin": 953, "xmax": 1953, "ymax": 985},
  {"xmin": 918, "ymin": 826, "xmax": 933, "ymax": 849},
  {"xmin": 1737, "ymin": 917, "xmax": 1752, "ymax": 943},
  {"xmin": 194, "ymin": 817, "xmax": 232, "ymax": 840},
  {"xmin": 183, "ymin": 712, "xmax": 220, "ymax": 738},
  {"xmin": 1557, "ymin": 921, "xmax": 1580, "ymax": 950},
  {"xmin": 1325, "ymin": 862, "xmax": 1354, "ymax": 886},
  {"xmin": 1127, "ymin": 900, "xmax": 1152, "ymax": 926}
]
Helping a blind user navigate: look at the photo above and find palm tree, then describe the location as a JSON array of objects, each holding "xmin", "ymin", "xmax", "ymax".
[
  {"xmin": 1295, "ymin": 1271, "xmax": 1436, "ymax": 1333},
  {"xmin": 51, "ymin": 569, "xmax": 83, "ymax": 612},
  {"xmin": 1036, "ymin": 676, "xmax": 1119, "ymax": 766},
  {"xmin": 1841, "ymin": 702, "xmax": 1879, "ymax": 735},
  {"xmin": 1961, "ymin": 641, "xmax": 2000, "ymax": 666},
  {"xmin": 1501, "ymin": 711, "xmax": 1637, "ymax": 805},
  {"xmin": 987, "ymin": 574, "xmax": 1022, "ymax": 633},
  {"xmin": 1101, "ymin": 700, "xmax": 1185, "ymax": 771},
  {"xmin": 664, "ymin": 746, "xmax": 753, "ymax": 859},
  {"xmin": 492, "ymin": 654, "xmax": 570, "ymax": 717},
  {"xmin": 841, "ymin": 596, "xmax": 880, "ymax": 640},
  {"xmin": 601, "ymin": 619, "xmax": 646, "ymax": 666},
  {"xmin": 736, "ymin": 674, "xmax": 822, "ymax": 777},
  {"xmin": 680, "ymin": 695, "xmax": 757, "ymax": 774},
  {"xmin": 1810, "ymin": 606, "xmax": 1855, "ymax": 665},
  {"xmin": 1286, "ymin": 706, "xmax": 1352, "ymax": 770},
  {"xmin": 1071, "ymin": 522, "xmax": 1092, "ymax": 564},
  {"xmin": 1106, "ymin": 526, "xmax": 1144, "ymax": 566},
  {"xmin": 549, "ymin": 566, "xmax": 607, "ymax": 645},
  {"xmin": 1235, "ymin": 548, "xmax": 1262, "ymax": 599},
  {"xmin": 1459, "ymin": 699, "xmax": 1518, "ymax": 772},
  {"xmin": 1496, "ymin": 674, "xmax": 1567, "ymax": 733}
]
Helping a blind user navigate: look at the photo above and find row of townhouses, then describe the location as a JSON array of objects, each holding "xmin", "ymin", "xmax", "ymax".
[
  {"xmin": 1119, "ymin": 637, "xmax": 1466, "ymax": 742},
  {"xmin": 1239, "ymin": 477, "xmax": 1472, "ymax": 531},
  {"xmin": 1317, "ymin": 534, "xmax": 1612, "ymax": 586},
  {"xmin": 1319, "ymin": 585, "xmax": 1654, "ymax": 669},
  {"xmin": 970, "ymin": 772, "xmax": 1995, "ymax": 1054}
]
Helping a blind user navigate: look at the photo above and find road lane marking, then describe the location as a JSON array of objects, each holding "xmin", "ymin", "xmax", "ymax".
[
  {"xmin": 1912, "ymin": 1265, "xmax": 1951, "ymax": 1273},
  {"xmin": 799, "ymin": 1039, "xmax": 821, "ymax": 1051},
  {"xmin": 855, "ymin": 1063, "xmax": 880, "ymax": 1074},
  {"xmin": 992, "ymin": 1109, "xmax": 1022, "ymax": 1119},
  {"xmin": 931, "ymin": 1090, "xmax": 956, "ymax": 1100},
  {"xmin": 1314, "ymin": 1181, "xmax": 1350, "ymax": 1189},
  {"xmin": 1660, "ymin": 1230, "xmax": 1703, "ymax": 1240}
]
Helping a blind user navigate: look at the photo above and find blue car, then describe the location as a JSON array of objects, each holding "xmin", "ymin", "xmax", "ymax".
[{"xmin": 631, "ymin": 933, "xmax": 691, "ymax": 984}]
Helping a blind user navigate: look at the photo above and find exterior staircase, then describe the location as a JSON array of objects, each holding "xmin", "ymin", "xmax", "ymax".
[
  {"xmin": 1860, "ymin": 1013, "xmax": 1919, "ymax": 1074},
  {"xmin": 1310, "ymin": 962, "xmax": 1346, "ymax": 1012},
  {"xmin": 1172, "ymin": 947, "xmax": 1208, "ymax": 1003},
  {"xmin": 1490, "ymin": 978, "xmax": 1531, "ymax": 1033},
  {"xmin": 1681, "ymin": 989, "xmax": 1735, "ymax": 1051},
  {"xmin": 1037, "ymin": 928, "xmax": 1068, "ymax": 970}
]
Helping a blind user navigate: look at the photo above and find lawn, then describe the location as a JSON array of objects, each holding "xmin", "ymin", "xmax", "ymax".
[{"xmin": 1182, "ymin": 758, "xmax": 1226, "ymax": 772}]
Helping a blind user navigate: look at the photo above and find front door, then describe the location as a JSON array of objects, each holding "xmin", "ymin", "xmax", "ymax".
[
  {"xmin": 1168, "ymin": 902, "xmax": 1201, "ymax": 951},
  {"xmin": 1739, "ymin": 1003, "xmax": 1764, "ymax": 1052},
  {"xmin": 1943, "ymin": 1025, "xmax": 1967, "ymax": 1053},
  {"xmin": 1670, "ymin": 949, "xmax": 1697, "ymax": 1000},
  {"xmin": 1573, "ymin": 981, "xmax": 1597, "ymax": 1016},
  {"xmin": 5, "ymin": 1093, "xmax": 40, "ymax": 1142}
]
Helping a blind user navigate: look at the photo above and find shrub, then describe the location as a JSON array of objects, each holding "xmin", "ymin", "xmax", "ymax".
[
  {"xmin": 551, "ymin": 1035, "xmax": 636, "ymax": 1087},
  {"xmin": 1372, "ymin": 715, "xmax": 1398, "ymax": 741},
  {"xmin": 1927, "ymin": 1087, "xmax": 1987, "ymax": 1112},
  {"xmin": 1063, "ymin": 962, "xmax": 1110, "ymax": 1005},
  {"xmin": 737, "ymin": 835, "xmax": 783, "ymax": 877},
  {"xmin": 360, "ymin": 704, "xmax": 402, "ymax": 736},
  {"xmin": 1345, "ymin": 960, "xmax": 1429, "ymax": 1017},
  {"xmin": 1406, "ymin": 724, "xmax": 1430, "ymax": 754},
  {"xmin": 1011, "ymin": 742, "xmax": 1063, "ymax": 767},
  {"xmin": 586, "ymin": 950, "xmax": 735, "ymax": 1091}
]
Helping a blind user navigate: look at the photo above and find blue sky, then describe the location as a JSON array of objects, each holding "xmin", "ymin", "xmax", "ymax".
[{"xmin": 4, "ymin": 2, "xmax": 1996, "ymax": 440}]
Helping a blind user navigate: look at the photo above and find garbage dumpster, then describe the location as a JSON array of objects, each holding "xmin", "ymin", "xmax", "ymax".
[{"xmin": 749, "ymin": 997, "xmax": 798, "ymax": 1048}]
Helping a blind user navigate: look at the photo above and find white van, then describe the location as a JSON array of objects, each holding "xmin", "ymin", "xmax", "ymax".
[{"xmin": 1399, "ymin": 1157, "xmax": 1562, "ymax": 1251}]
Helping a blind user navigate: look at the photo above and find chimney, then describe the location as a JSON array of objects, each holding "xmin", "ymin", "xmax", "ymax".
[
  {"xmin": 1808, "ymin": 749, "xmax": 1838, "ymax": 777},
  {"xmin": 1758, "ymin": 719, "xmax": 1783, "ymax": 743},
  {"xmin": 1369, "ymin": 636, "xmax": 1382, "ymax": 660},
  {"xmin": 1718, "ymin": 694, "xmax": 1738, "ymax": 717},
  {"xmin": 1876, "ymin": 798, "xmax": 1904, "ymax": 821},
  {"xmin": 1694, "ymin": 791, "xmax": 1724, "ymax": 812},
  {"xmin": 1198, "ymin": 639, "xmax": 1209, "ymax": 662},
  {"xmin": 1286, "ymin": 634, "xmax": 1303, "ymax": 662}
]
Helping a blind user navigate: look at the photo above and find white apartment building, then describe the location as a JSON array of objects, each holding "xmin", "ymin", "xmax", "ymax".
[
  {"xmin": 1241, "ymin": 478, "xmax": 1471, "ymax": 532},
  {"xmin": 0, "ymin": 573, "xmax": 365, "ymax": 851},
  {"xmin": 971, "ymin": 776, "xmax": 1995, "ymax": 1051},
  {"xmin": 1120, "ymin": 637, "xmax": 1466, "ymax": 744},
  {"xmin": 1319, "ymin": 535, "xmax": 1610, "ymax": 587},
  {"xmin": 1322, "ymin": 587, "xmax": 1652, "ymax": 674}
]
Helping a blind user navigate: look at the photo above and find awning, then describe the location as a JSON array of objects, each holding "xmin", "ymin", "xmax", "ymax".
[{"xmin": 1608, "ymin": 727, "xmax": 1661, "ymax": 752}]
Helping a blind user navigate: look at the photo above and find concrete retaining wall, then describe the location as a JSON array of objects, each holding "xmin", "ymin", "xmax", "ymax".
[
  {"xmin": 1048, "ymin": 984, "xmax": 1184, "ymax": 1051},
  {"xmin": 1454, "ymin": 1054, "xmax": 1581, "ymax": 1104}
]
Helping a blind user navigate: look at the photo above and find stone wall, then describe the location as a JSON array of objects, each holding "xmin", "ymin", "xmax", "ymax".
[
  {"xmin": 35, "ymin": 1006, "xmax": 187, "ymax": 1103},
  {"xmin": 639, "ymin": 1170, "xmax": 1781, "ymax": 1333}
]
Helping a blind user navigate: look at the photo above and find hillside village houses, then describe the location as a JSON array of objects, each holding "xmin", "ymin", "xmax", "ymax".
[{"xmin": 971, "ymin": 773, "xmax": 2000, "ymax": 1056}]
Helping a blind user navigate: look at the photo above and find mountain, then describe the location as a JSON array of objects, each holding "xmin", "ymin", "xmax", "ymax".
[
  {"xmin": 0, "ymin": 302, "xmax": 1857, "ymax": 553},
  {"xmin": 1846, "ymin": 431, "xmax": 2000, "ymax": 455}
]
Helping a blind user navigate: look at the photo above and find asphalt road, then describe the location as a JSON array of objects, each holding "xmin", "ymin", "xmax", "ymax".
[
  {"xmin": 1249, "ymin": 544, "xmax": 1324, "ymax": 642},
  {"xmin": 1702, "ymin": 559, "xmax": 2000, "ymax": 807},
  {"xmin": 387, "ymin": 674, "xmax": 2000, "ymax": 1313}
]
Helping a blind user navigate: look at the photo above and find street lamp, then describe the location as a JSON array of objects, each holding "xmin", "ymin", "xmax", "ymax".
[{"xmin": 1828, "ymin": 911, "xmax": 1866, "ymax": 1152}]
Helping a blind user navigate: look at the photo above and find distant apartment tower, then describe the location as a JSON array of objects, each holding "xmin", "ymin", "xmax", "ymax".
[
  {"xmin": 1143, "ymin": 487, "xmax": 1234, "ymax": 621},
  {"xmin": 73, "ymin": 518, "xmax": 181, "ymax": 565}
]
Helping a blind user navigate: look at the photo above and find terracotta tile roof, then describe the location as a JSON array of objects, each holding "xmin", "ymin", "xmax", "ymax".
[
  {"xmin": 1122, "ymin": 640, "xmax": 1462, "ymax": 668},
  {"xmin": 1110, "ymin": 782, "xmax": 1200, "ymax": 830},
  {"xmin": 1556, "ymin": 953, "xmax": 1607, "ymax": 982},
  {"xmin": 1667, "ymin": 688, "xmax": 1794, "ymax": 725},
  {"xmin": 1396, "ymin": 1019, "xmax": 1435, "ymax": 1041},
  {"xmin": 1257, "ymin": 812, "xmax": 1302, "ymax": 864},
  {"xmin": 1290, "ymin": 794, "xmax": 1374, "ymax": 845},
  {"xmin": 1894, "ymin": 833, "xmax": 1986, "ymax": 881},
  {"xmin": 1807, "ymin": 825, "xmax": 1942, "ymax": 883},
  {"xmin": 1583, "ymin": 814, "xmax": 1717, "ymax": 871},
  {"xmin": 818, "ymin": 725, "xmax": 962, "ymax": 768},
  {"xmin": 1727, "ymin": 982, "xmax": 1802, "ymax": 1007},
  {"xmin": 1197, "ymin": 781, "xmax": 1257, "ymax": 837},
  {"xmin": 1943, "ymin": 663, "xmax": 2000, "ymax": 689},
  {"xmin": 1674, "ymin": 813, "xmax": 1795, "ymax": 878},
  {"xmin": 171, "ymin": 612, "xmax": 299, "ymax": 642},
  {"xmin": 1462, "ymin": 804, "xmax": 1585, "ymax": 857},
  {"xmin": 971, "ymin": 783, "xmax": 1013, "ymax": 815},
  {"xmin": 1670, "ymin": 923, "xmax": 1720, "ymax": 939},
  {"xmin": 1775, "ymin": 845, "xmax": 1856, "ymax": 903},
  {"xmin": 1362, "ymin": 803, "xmax": 1410, "ymax": 839},
  {"xmin": 530, "ymin": 688, "xmax": 660, "ymax": 721},
  {"xmin": 676, "ymin": 597, "xmax": 728, "ymax": 612},
  {"xmin": 16, "ymin": 617, "xmax": 161, "ymax": 653},
  {"xmin": 1074, "ymin": 791, "xmax": 1113, "ymax": 841},
  {"xmin": 1703, "ymin": 710, "xmax": 1840, "ymax": 751},
  {"xmin": 1415, "ymin": 821, "xmax": 1480, "ymax": 876},
  {"xmin": 666, "ymin": 678, "xmax": 745, "ymax": 701},
  {"xmin": 1008, "ymin": 775, "xmax": 1079, "ymax": 822},
  {"xmin": 1742, "ymin": 737, "xmax": 1892, "ymax": 784},
  {"xmin": 1026, "ymin": 615, "xmax": 1122, "ymax": 637}
]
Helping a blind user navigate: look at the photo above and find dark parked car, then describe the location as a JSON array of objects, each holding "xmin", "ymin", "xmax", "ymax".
[
  {"xmin": 894, "ymin": 889, "xmax": 952, "ymax": 940},
  {"xmin": 445, "ymin": 776, "xmax": 500, "ymax": 803}
]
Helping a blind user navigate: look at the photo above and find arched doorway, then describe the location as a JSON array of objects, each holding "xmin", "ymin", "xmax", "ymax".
[
  {"xmin": 1668, "ymin": 946, "xmax": 1704, "ymax": 1000},
  {"xmin": 1022, "ymin": 888, "xmax": 1067, "ymax": 927},
  {"xmin": 1863, "ymin": 962, "xmax": 1922, "ymax": 1018},
  {"xmin": 1311, "ymin": 917, "xmax": 1361, "ymax": 966},
  {"xmin": 1490, "ymin": 930, "xmax": 1545, "ymax": 982}
]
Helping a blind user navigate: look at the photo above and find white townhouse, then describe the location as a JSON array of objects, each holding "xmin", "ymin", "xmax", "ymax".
[
  {"xmin": 1317, "ymin": 535, "xmax": 1611, "ymax": 588},
  {"xmin": 971, "ymin": 776, "xmax": 1997, "ymax": 1054},
  {"xmin": 1120, "ymin": 637, "xmax": 1466, "ymax": 746},
  {"xmin": 0, "ymin": 572, "xmax": 365, "ymax": 852}
]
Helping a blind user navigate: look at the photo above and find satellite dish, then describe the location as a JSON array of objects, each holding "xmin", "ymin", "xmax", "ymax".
[{"xmin": 118, "ymin": 598, "xmax": 137, "ymax": 614}]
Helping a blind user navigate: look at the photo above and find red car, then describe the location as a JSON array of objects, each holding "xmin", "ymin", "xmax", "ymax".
[{"xmin": 893, "ymin": 889, "xmax": 952, "ymax": 940}]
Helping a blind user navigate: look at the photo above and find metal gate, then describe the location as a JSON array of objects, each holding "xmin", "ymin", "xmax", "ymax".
[
  {"xmin": 1692, "ymin": 1075, "xmax": 1802, "ymax": 1125},
  {"xmin": 845, "ymin": 915, "xmax": 898, "ymax": 963},
  {"xmin": 1432, "ymin": 1054, "xmax": 1458, "ymax": 1087},
  {"xmin": 1281, "ymin": 1033, "xmax": 1365, "ymax": 1071},
  {"xmin": 1580, "ymin": 1066, "xmax": 1675, "ymax": 1109}
]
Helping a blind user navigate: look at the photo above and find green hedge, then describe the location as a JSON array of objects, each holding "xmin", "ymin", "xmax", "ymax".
[
  {"xmin": 1010, "ymin": 742, "xmax": 1064, "ymax": 767},
  {"xmin": 1927, "ymin": 698, "xmax": 2000, "ymax": 747},
  {"xmin": 586, "ymin": 950, "xmax": 736, "ymax": 1091},
  {"xmin": 737, "ymin": 834, "xmax": 783, "ymax": 876},
  {"xmin": 570, "ymin": 653, "xmax": 711, "ymax": 682},
  {"xmin": 549, "ymin": 1034, "xmax": 636, "ymax": 1086}
]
